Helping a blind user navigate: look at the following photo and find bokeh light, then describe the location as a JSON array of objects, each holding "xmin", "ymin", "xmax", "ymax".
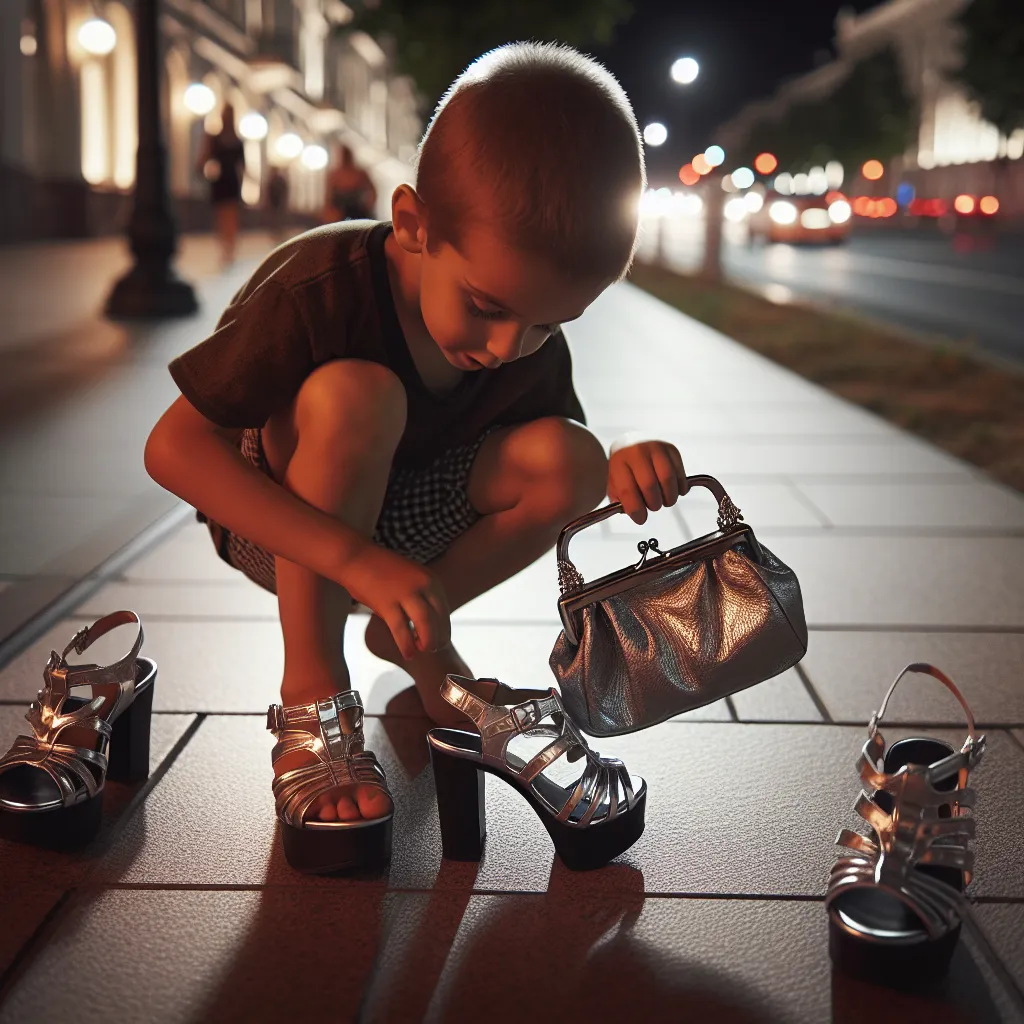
[
  {"xmin": 953, "ymin": 194, "xmax": 975, "ymax": 214},
  {"xmin": 743, "ymin": 191, "xmax": 764, "ymax": 213},
  {"xmin": 692, "ymin": 153, "xmax": 711, "ymax": 175},
  {"xmin": 828, "ymin": 200, "xmax": 852, "ymax": 224},
  {"xmin": 825, "ymin": 160, "xmax": 844, "ymax": 188},
  {"xmin": 643, "ymin": 122, "xmax": 668, "ymax": 147},
  {"xmin": 301, "ymin": 144, "xmax": 329, "ymax": 170},
  {"xmin": 731, "ymin": 166, "xmax": 755, "ymax": 190},
  {"xmin": 78, "ymin": 18, "xmax": 117, "ymax": 56},
  {"xmin": 274, "ymin": 132, "xmax": 304, "ymax": 160},
  {"xmin": 979, "ymin": 195, "xmax": 999, "ymax": 215},
  {"xmin": 862, "ymin": 159, "xmax": 884, "ymax": 180},
  {"xmin": 896, "ymin": 182, "xmax": 916, "ymax": 207},
  {"xmin": 808, "ymin": 166, "xmax": 828, "ymax": 195},
  {"xmin": 773, "ymin": 172, "xmax": 793, "ymax": 195},
  {"xmin": 704, "ymin": 145, "xmax": 725, "ymax": 167},
  {"xmin": 183, "ymin": 83, "xmax": 216, "ymax": 117},
  {"xmin": 238, "ymin": 111, "xmax": 268, "ymax": 140},
  {"xmin": 724, "ymin": 197, "xmax": 749, "ymax": 222},
  {"xmin": 754, "ymin": 152, "xmax": 777, "ymax": 175},
  {"xmin": 671, "ymin": 57, "xmax": 699, "ymax": 85},
  {"xmin": 678, "ymin": 163, "xmax": 700, "ymax": 186}
]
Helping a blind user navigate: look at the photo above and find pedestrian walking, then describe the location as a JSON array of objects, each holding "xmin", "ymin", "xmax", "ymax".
[
  {"xmin": 323, "ymin": 143, "xmax": 377, "ymax": 223},
  {"xmin": 197, "ymin": 103, "xmax": 246, "ymax": 267}
]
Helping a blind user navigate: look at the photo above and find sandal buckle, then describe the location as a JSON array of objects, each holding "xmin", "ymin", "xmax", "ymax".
[
  {"xmin": 266, "ymin": 704, "xmax": 286, "ymax": 733},
  {"xmin": 69, "ymin": 627, "xmax": 90, "ymax": 656}
]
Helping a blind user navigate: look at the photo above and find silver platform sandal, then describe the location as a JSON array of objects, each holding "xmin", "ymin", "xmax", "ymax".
[
  {"xmin": 427, "ymin": 674, "xmax": 647, "ymax": 871},
  {"xmin": 267, "ymin": 689, "xmax": 394, "ymax": 873},
  {"xmin": 825, "ymin": 663, "xmax": 986, "ymax": 983},
  {"xmin": 0, "ymin": 610, "xmax": 156, "ymax": 849}
]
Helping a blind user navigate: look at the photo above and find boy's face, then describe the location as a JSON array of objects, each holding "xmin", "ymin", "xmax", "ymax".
[{"xmin": 392, "ymin": 187, "xmax": 609, "ymax": 370}]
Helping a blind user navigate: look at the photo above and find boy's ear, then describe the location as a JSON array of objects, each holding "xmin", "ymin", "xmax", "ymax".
[{"xmin": 390, "ymin": 184, "xmax": 429, "ymax": 255}]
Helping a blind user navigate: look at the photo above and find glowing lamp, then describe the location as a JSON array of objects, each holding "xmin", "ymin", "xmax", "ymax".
[
  {"xmin": 678, "ymin": 163, "xmax": 700, "ymax": 186},
  {"xmin": 979, "ymin": 195, "xmax": 999, "ymax": 215},
  {"xmin": 953, "ymin": 194, "xmax": 975, "ymax": 214},
  {"xmin": 238, "ymin": 111, "xmax": 269, "ymax": 141},
  {"xmin": 704, "ymin": 145, "xmax": 725, "ymax": 167},
  {"xmin": 754, "ymin": 152, "xmax": 777, "ymax": 175},
  {"xmin": 183, "ymin": 83, "xmax": 216, "ymax": 117},
  {"xmin": 861, "ymin": 160, "xmax": 884, "ymax": 181},
  {"xmin": 78, "ymin": 18, "xmax": 116, "ymax": 56},
  {"xmin": 692, "ymin": 154, "xmax": 711, "ymax": 175}
]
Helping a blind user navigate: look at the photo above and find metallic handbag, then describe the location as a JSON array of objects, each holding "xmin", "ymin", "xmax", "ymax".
[{"xmin": 548, "ymin": 475, "xmax": 808, "ymax": 736}]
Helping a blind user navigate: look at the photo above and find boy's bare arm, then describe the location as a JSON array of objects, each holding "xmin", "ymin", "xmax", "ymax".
[{"xmin": 144, "ymin": 396, "xmax": 449, "ymax": 657}]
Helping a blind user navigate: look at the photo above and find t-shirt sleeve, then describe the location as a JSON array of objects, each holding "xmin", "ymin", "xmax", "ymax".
[{"xmin": 168, "ymin": 279, "xmax": 316, "ymax": 428}]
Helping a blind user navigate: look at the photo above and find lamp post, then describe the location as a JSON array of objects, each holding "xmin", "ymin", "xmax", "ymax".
[{"xmin": 106, "ymin": 0, "xmax": 196, "ymax": 318}]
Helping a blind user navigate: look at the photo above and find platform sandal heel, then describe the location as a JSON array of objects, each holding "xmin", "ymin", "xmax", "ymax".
[
  {"xmin": 825, "ymin": 662, "xmax": 986, "ymax": 984},
  {"xmin": 427, "ymin": 674, "xmax": 647, "ymax": 871},
  {"xmin": 0, "ymin": 610, "xmax": 156, "ymax": 849},
  {"xmin": 267, "ymin": 690, "xmax": 393, "ymax": 874}
]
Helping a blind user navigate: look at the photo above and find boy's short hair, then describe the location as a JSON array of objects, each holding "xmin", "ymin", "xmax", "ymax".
[{"xmin": 414, "ymin": 41, "xmax": 646, "ymax": 284}]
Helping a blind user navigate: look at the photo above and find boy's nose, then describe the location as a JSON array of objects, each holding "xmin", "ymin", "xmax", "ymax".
[{"xmin": 486, "ymin": 327, "xmax": 526, "ymax": 365}]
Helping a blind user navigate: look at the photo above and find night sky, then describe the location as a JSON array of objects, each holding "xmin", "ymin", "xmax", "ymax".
[{"xmin": 593, "ymin": 0, "xmax": 883, "ymax": 183}]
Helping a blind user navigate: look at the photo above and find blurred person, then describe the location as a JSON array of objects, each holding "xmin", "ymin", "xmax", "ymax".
[
  {"xmin": 145, "ymin": 43, "xmax": 684, "ymax": 855},
  {"xmin": 197, "ymin": 104, "xmax": 246, "ymax": 267},
  {"xmin": 266, "ymin": 166, "xmax": 290, "ymax": 244},
  {"xmin": 323, "ymin": 142, "xmax": 377, "ymax": 222}
]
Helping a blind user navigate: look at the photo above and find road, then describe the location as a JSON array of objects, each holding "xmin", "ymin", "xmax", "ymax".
[{"xmin": 647, "ymin": 219, "xmax": 1024, "ymax": 367}]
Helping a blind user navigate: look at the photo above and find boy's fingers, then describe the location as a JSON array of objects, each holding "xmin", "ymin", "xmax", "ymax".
[
  {"xmin": 666, "ymin": 445, "xmax": 688, "ymax": 493},
  {"xmin": 385, "ymin": 611, "xmax": 417, "ymax": 661},
  {"xmin": 629, "ymin": 461, "xmax": 664, "ymax": 513},
  {"xmin": 651, "ymin": 448, "xmax": 679, "ymax": 506},
  {"xmin": 403, "ymin": 595, "xmax": 440, "ymax": 654}
]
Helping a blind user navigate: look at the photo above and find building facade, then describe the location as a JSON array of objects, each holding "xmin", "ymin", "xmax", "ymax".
[
  {"xmin": 0, "ymin": 0, "xmax": 423, "ymax": 242},
  {"xmin": 715, "ymin": 0, "xmax": 1024, "ymax": 215}
]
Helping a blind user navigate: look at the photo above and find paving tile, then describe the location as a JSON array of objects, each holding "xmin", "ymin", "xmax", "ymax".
[
  {"xmin": 732, "ymin": 402, "xmax": 900, "ymax": 439},
  {"xmin": 9, "ymin": 885, "xmax": 1013, "ymax": 1024},
  {"xmin": 801, "ymin": 632, "xmax": 1024, "ymax": 725},
  {"xmin": 730, "ymin": 667, "xmax": 822, "ymax": 721},
  {"xmin": 972, "ymin": 902, "xmax": 1024, "ymax": 999},
  {"xmin": 0, "ymin": 618, "xmax": 283, "ymax": 713},
  {"xmin": 123, "ymin": 522, "xmax": 242, "ymax": 583},
  {"xmin": 677, "ymin": 481, "xmax": 827, "ymax": 531},
  {"xmin": 796, "ymin": 480, "xmax": 1024, "ymax": 530},
  {"xmin": 74, "ymin": 579, "xmax": 280, "ymax": 620},
  {"xmin": 93, "ymin": 714, "xmax": 1024, "ymax": 901},
  {"xmin": 454, "ymin": 556, "xmax": 562, "ymax": 624},
  {"xmin": 672, "ymin": 698, "xmax": 734, "ymax": 722},
  {"xmin": 0, "ymin": 709, "xmax": 194, "ymax": 976},
  {"xmin": 680, "ymin": 436, "xmax": 973, "ymax": 478}
]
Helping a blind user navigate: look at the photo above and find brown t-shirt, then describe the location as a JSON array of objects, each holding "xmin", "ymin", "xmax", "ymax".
[{"xmin": 169, "ymin": 220, "xmax": 585, "ymax": 468}]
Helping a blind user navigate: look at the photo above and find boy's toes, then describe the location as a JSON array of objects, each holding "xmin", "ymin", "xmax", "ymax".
[
  {"xmin": 314, "ymin": 796, "xmax": 338, "ymax": 822},
  {"xmin": 355, "ymin": 785, "xmax": 392, "ymax": 821},
  {"xmin": 335, "ymin": 791, "xmax": 361, "ymax": 821}
]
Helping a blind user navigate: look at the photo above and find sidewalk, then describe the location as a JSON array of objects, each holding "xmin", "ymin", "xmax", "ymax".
[
  {"xmin": 0, "ymin": 232, "xmax": 288, "ymax": 649},
  {"xmin": 1, "ymin": 267, "xmax": 1023, "ymax": 1021}
]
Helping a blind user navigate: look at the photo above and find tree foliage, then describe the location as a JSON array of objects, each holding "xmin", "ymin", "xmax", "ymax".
[
  {"xmin": 342, "ymin": 0, "xmax": 634, "ymax": 114},
  {"xmin": 736, "ymin": 47, "xmax": 917, "ymax": 172},
  {"xmin": 956, "ymin": 0, "xmax": 1024, "ymax": 136}
]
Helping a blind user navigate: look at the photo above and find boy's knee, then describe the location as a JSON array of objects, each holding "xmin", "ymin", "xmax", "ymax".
[
  {"xmin": 295, "ymin": 360, "xmax": 407, "ymax": 446},
  {"xmin": 520, "ymin": 418, "xmax": 607, "ymax": 519}
]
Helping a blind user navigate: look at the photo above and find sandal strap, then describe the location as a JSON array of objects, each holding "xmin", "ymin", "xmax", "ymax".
[
  {"xmin": 869, "ymin": 663, "xmax": 984, "ymax": 764},
  {"xmin": 56, "ymin": 610, "xmax": 144, "ymax": 691}
]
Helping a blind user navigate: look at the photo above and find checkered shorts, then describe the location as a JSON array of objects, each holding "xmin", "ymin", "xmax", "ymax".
[{"xmin": 205, "ymin": 426, "xmax": 498, "ymax": 594}]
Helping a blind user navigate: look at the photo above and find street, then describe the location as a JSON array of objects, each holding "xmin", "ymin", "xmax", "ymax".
[{"xmin": 646, "ymin": 217, "xmax": 1024, "ymax": 366}]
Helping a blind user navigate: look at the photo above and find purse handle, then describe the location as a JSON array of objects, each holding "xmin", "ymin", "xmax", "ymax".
[{"xmin": 555, "ymin": 474, "xmax": 744, "ymax": 594}]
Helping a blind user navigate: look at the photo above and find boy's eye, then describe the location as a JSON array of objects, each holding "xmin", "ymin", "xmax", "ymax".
[{"xmin": 465, "ymin": 300, "xmax": 560, "ymax": 335}]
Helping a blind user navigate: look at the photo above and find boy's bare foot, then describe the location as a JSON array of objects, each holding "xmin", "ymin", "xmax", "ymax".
[
  {"xmin": 363, "ymin": 613, "xmax": 471, "ymax": 727},
  {"xmin": 272, "ymin": 750, "xmax": 392, "ymax": 823}
]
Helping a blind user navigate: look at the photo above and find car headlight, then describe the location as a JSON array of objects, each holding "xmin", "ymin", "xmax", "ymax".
[
  {"xmin": 828, "ymin": 199, "xmax": 852, "ymax": 224},
  {"xmin": 800, "ymin": 208, "xmax": 831, "ymax": 229},
  {"xmin": 768, "ymin": 201, "xmax": 797, "ymax": 225}
]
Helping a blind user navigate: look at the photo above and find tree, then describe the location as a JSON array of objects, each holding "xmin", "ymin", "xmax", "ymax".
[
  {"xmin": 956, "ymin": 0, "xmax": 1024, "ymax": 136},
  {"xmin": 735, "ymin": 47, "xmax": 916, "ymax": 172},
  {"xmin": 342, "ymin": 0, "xmax": 634, "ymax": 114}
]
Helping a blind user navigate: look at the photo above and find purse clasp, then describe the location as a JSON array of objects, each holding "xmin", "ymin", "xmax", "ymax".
[{"xmin": 632, "ymin": 538, "xmax": 665, "ymax": 571}]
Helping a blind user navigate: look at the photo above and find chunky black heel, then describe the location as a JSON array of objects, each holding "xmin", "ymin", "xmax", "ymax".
[
  {"xmin": 429, "ymin": 737, "xmax": 486, "ymax": 861},
  {"xmin": 826, "ymin": 663, "xmax": 985, "ymax": 985},
  {"xmin": 107, "ymin": 657, "xmax": 157, "ymax": 785},
  {"xmin": 0, "ymin": 611, "xmax": 155, "ymax": 849},
  {"xmin": 267, "ymin": 690, "xmax": 394, "ymax": 874},
  {"xmin": 427, "ymin": 675, "xmax": 647, "ymax": 871}
]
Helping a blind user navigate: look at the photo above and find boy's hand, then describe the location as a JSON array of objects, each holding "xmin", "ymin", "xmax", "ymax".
[
  {"xmin": 339, "ymin": 543, "xmax": 450, "ymax": 660},
  {"xmin": 607, "ymin": 437, "xmax": 687, "ymax": 525}
]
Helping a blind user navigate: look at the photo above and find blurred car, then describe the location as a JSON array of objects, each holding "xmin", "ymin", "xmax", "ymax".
[{"xmin": 747, "ymin": 191, "xmax": 852, "ymax": 244}]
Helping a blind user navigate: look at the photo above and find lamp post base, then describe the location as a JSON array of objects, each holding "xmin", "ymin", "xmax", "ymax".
[{"xmin": 105, "ymin": 263, "xmax": 198, "ymax": 319}]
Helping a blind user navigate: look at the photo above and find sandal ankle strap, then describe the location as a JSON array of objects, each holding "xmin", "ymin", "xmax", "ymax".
[
  {"xmin": 441, "ymin": 674, "xmax": 561, "ymax": 737},
  {"xmin": 869, "ymin": 663, "xmax": 985, "ymax": 767},
  {"xmin": 48, "ymin": 610, "xmax": 144, "ymax": 692}
]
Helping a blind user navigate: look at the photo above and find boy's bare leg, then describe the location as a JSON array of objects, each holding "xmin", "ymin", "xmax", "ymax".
[
  {"xmin": 364, "ymin": 417, "xmax": 607, "ymax": 724},
  {"xmin": 263, "ymin": 360, "xmax": 406, "ymax": 822}
]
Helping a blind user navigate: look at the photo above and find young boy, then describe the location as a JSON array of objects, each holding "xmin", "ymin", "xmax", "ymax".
[{"xmin": 145, "ymin": 42, "xmax": 686, "ymax": 828}]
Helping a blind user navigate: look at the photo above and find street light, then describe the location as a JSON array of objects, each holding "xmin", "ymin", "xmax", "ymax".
[
  {"xmin": 238, "ymin": 111, "xmax": 269, "ymax": 141},
  {"xmin": 78, "ymin": 17, "xmax": 117, "ymax": 56},
  {"xmin": 301, "ymin": 144, "xmax": 329, "ymax": 170},
  {"xmin": 643, "ymin": 122, "xmax": 668, "ymax": 147},
  {"xmin": 670, "ymin": 57, "xmax": 699, "ymax": 85},
  {"xmin": 274, "ymin": 132, "xmax": 304, "ymax": 160},
  {"xmin": 704, "ymin": 145, "xmax": 725, "ymax": 167},
  {"xmin": 105, "ymin": 0, "xmax": 196, "ymax": 318}
]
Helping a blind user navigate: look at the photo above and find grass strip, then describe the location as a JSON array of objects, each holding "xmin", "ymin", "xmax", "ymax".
[{"xmin": 628, "ymin": 261, "xmax": 1024, "ymax": 493}]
